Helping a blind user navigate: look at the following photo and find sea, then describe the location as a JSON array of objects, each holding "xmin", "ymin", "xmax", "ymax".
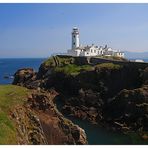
[
  {"xmin": 0, "ymin": 58, "xmax": 148, "ymax": 145},
  {"xmin": 0, "ymin": 58, "xmax": 46, "ymax": 84}
]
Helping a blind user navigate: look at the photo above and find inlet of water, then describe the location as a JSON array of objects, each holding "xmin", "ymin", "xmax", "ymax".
[{"xmin": 55, "ymin": 97, "xmax": 137, "ymax": 145}]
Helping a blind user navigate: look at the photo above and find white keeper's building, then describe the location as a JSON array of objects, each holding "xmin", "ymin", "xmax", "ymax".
[{"xmin": 67, "ymin": 27, "xmax": 125, "ymax": 58}]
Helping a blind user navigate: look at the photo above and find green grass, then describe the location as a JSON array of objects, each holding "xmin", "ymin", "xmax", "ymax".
[
  {"xmin": 95, "ymin": 63, "xmax": 122, "ymax": 70},
  {"xmin": 56, "ymin": 56, "xmax": 75, "ymax": 66},
  {"xmin": 43, "ymin": 57, "xmax": 56, "ymax": 67},
  {"xmin": 0, "ymin": 85, "xmax": 28, "ymax": 112},
  {"xmin": 43, "ymin": 56, "xmax": 75, "ymax": 67},
  {"xmin": 54, "ymin": 64, "xmax": 92, "ymax": 75},
  {"xmin": 0, "ymin": 85, "xmax": 29, "ymax": 144},
  {"xmin": 0, "ymin": 111, "xmax": 16, "ymax": 144}
]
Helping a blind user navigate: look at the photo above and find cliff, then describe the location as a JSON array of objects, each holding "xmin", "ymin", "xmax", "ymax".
[
  {"xmin": 0, "ymin": 85, "xmax": 87, "ymax": 144},
  {"xmin": 12, "ymin": 55, "xmax": 148, "ymax": 143}
]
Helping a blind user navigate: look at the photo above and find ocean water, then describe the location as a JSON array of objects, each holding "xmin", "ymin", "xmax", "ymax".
[
  {"xmin": 144, "ymin": 59, "xmax": 148, "ymax": 62},
  {"xmin": 56, "ymin": 98, "xmax": 148, "ymax": 145},
  {"xmin": 0, "ymin": 58, "xmax": 46, "ymax": 84}
]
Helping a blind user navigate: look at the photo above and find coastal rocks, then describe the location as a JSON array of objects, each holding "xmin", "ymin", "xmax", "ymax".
[
  {"xmin": 45, "ymin": 72, "xmax": 80, "ymax": 96},
  {"xmin": 71, "ymin": 125, "xmax": 87, "ymax": 144},
  {"xmin": 44, "ymin": 63, "xmax": 147, "ymax": 126},
  {"xmin": 12, "ymin": 68, "xmax": 46, "ymax": 89},
  {"xmin": 13, "ymin": 68, "xmax": 36, "ymax": 86},
  {"xmin": 47, "ymin": 63, "xmax": 144, "ymax": 103},
  {"xmin": 37, "ymin": 63, "xmax": 52, "ymax": 79},
  {"xmin": 103, "ymin": 85, "xmax": 148, "ymax": 132},
  {"xmin": 27, "ymin": 91, "xmax": 53, "ymax": 111},
  {"xmin": 12, "ymin": 70, "xmax": 88, "ymax": 144},
  {"xmin": 141, "ymin": 67, "xmax": 148, "ymax": 84},
  {"xmin": 12, "ymin": 56, "xmax": 148, "ymax": 144},
  {"xmin": 36, "ymin": 56, "xmax": 76, "ymax": 79},
  {"xmin": 27, "ymin": 90, "xmax": 87, "ymax": 145},
  {"xmin": 9, "ymin": 87, "xmax": 87, "ymax": 145},
  {"xmin": 78, "ymin": 89, "xmax": 104, "ymax": 107},
  {"xmin": 62, "ymin": 104, "xmax": 98, "ymax": 123},
  {"xmin": 60, "ymin": 89, "xmax": 104, "ymax": 123},
  {"xmin": 10, "ymin": 106, "xmax": 47, "ymax": 144}
]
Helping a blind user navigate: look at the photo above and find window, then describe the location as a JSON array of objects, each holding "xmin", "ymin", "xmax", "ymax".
[
  {"xmin": 73, "ymin": 35, "xmax": 75, "ymax": 38},
  {"xmin": 73, "ymin": 43, "xmax": 75, "ymax": 45}
]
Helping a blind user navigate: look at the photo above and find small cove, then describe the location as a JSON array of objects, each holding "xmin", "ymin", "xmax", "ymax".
[{"xmin": 55, "ymin": 97, "xmax": 146, "ymax": 145}]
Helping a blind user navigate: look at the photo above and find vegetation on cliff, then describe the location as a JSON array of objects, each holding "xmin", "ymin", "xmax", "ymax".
[
  {"xmin": 54, "ymin": 64, "xmax": 92, "ymax": 75},
  {"xmin": 95, "ymin": 63, "xmax": 122, "ymax": 70},
  {"xmin": 43, "ymin": 56, "xmax": 75, "ymax": 67},
  {"xmin": 0, "ymin": 85, "xmax": 29, "ymax": 144},
  {"xmin": 0, "ymin": 84, "xmax": 87, "ymax": 145}
]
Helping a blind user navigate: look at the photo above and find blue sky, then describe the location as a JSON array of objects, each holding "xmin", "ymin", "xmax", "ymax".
[{"xmin": 0, "ymin": 3, "xmax": 148, "ymax": 58}]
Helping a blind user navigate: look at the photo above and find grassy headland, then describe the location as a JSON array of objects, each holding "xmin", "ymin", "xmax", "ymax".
[{"xmin": 0, "ymin": 85, "xmax": 29, "ymax": 144}]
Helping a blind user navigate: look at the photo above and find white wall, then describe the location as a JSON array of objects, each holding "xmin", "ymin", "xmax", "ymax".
[
  {"xmin": 72, "ymin": 28, "xmax": 80, "ymax": 49},
  {"xmin": 67, "ymin": 49, "xmax": 81, "ymax": 56},
  {"xmin": 114, "ymin": 52, "xmax": 124, "ymax": 58}
]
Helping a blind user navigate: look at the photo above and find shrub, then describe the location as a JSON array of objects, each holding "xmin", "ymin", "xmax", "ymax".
[
  {"xmin": 95, "ymin": 63, "xmax": 122, "ymax": 70},
  {"xmin": 54, "ymin": 64, "xmax": 92, "ymax": 75}
]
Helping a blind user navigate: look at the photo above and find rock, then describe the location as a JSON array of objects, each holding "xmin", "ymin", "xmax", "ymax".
[
  {"xmin": 10, "ymin": 106, "xmax": 47, "ymax": 144},
  {"xmin": 104, "ymin": 85, "xmax": 148, "ymax": 131},
  {"xmin": 27, "ymin": 90, "xmax": 88, "ymax": 145},
  {"xmin": 141, "ymin": 67, "xmax": 148, "ymax": 84},
  {"xmin": 28, "ymin": 92, "xmax": 52, "ymax": 111},
  {"xmin": 13, "ymin": 68, "xmax": 36, "ymax": 86},
  {"xmin": 71, "ymin": 125, "xmax": 87, "ymax": 144},
  {"xmin": 12, "ymin": 56, "xmax": 148, "ymax": 143},
  {"xmin": 62, "ymin": 105, "xmax": 74, "ymax": 115}
]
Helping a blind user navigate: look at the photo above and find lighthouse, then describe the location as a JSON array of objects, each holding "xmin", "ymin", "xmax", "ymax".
[
  {"xmin": 72, "ymin": 27, "xmax": 80, "ymax": 49},
  {"xmin": 67, "ymin": 27, "xmax": 125, "ymax": 58}
]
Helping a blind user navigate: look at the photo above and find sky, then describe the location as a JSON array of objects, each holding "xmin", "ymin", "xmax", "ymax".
[{"xmin": 0, "ymin": 3, "xmax": 148, "ymax": 58}]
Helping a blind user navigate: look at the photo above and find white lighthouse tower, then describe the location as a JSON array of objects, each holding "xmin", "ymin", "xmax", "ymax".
[
  {"xmin": 67, "ymin": 27, "xmax": 125, "ymax": 57},
  {"xmin": 72, "ymin": 27, "xmax": 80, "ymax": 49}
]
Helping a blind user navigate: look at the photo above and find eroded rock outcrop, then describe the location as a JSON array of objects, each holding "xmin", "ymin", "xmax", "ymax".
[
  {"xmin": 12, "ymin": 55, "xmax": 148, "ymax": 143},
  {"xmin": 13, "ymin": 68, "xmax": 36, "ymax": 86},
  {"xmin": 11, "ymin": 106, "xmax": 47, "ymax": 144},
  {"xmin": 10, "ymin": 89, "xmax": 87, "ymax": 145},
  {"xmin": 103, "ymin": 85, "xmax": 148, "ymax": 132}
]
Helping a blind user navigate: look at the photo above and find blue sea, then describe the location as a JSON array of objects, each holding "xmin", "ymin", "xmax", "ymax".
[
  {"xmin": 142, "ymin": 59, "xmax": 148, "ymax": 62},
  {"xmin": 0, "ymin": 58, "xmax": 46, "ymax": 84}
]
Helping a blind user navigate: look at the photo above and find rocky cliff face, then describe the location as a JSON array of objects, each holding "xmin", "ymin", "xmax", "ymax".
[
  {"xmin": 12, "ymin": 57, "xmax": 89, "ymax": 144},
  {"xmin": 102, "ymin": 85, "xmax": 148, "ymax": 132},
  {"xmin": 10, "ymin": 88, "xmax": 87, "ymax": 145},
  {"xmin": 13, "ymin": 55, "xmax": 148, "ymax": 142}
]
